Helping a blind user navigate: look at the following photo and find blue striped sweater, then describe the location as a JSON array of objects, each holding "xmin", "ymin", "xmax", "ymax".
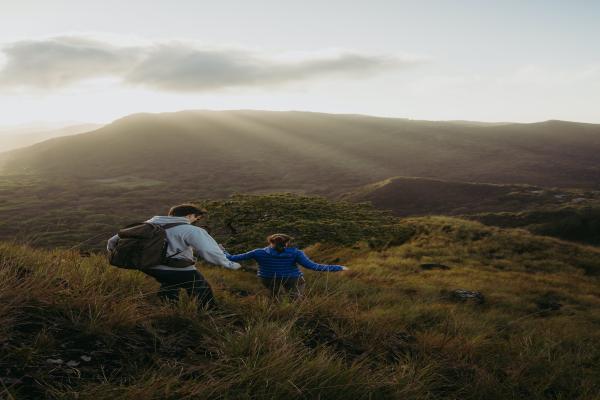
[{"xmin": 224, "ymin": 247, "xmax": 344, "ymax": 278}]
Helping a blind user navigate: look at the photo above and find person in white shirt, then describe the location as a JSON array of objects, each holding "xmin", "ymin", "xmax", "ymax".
[{"xmin": 107, "ymin": 204, "xmax": 241, "ymax": 308}]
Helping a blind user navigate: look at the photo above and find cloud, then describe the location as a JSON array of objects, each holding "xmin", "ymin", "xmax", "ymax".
[
  {"xmin": 0, "ymin": 37, "xmax": 140, "ymax": 89},
  {"xmin": 0, "ymin": 36, "xmax": 414, "ymax": 92}
]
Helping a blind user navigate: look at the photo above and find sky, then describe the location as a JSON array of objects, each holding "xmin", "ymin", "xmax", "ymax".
[{"xmin": 0, "ymin": 0, "xmax": 599, "ymax": 126}]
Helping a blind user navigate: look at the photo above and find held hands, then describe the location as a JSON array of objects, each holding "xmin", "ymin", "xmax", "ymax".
[
  {"xmin": 229, "ymin": 262, "xmax": 242, "ymax": 270},
  {"xmin": 219, "ymin": 244, "xmax": 240, "ymax": 270}
]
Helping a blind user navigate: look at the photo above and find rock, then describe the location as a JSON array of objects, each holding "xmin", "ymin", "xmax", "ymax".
[
  {"xmin": 534, "ymin": 293, "xmax": 563, "ymax": 311},
  {"xmin": 420, "ymin": 263, "xmax": 450, "ymax": 270},
  {"xmin": 537, "ymin": 301, "xmax": 562, "ymax": 311},
  {"xmin": 80, "ymin": 355, "xmax": 92, "ymax": 362},
  {"xmin": 66, "ymin": 360, "xmax": 80, "ymax": 367},
  {"xmin": 46, "ymin": 358, "xmax": 63, "ymax": 365},
  {"xmin": 450, "ymin": 289, "xmax": 485, "ymax": 304}
]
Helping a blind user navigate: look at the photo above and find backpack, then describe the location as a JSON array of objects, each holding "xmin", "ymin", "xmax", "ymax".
[{"xmin": 108, "ymin": 222, "xmax": 194, "ymax": 270}]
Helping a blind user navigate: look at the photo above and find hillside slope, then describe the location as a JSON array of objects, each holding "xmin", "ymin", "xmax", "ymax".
[
  {"xmin": 3, "ymin": 111, "xmax": 600, "ymax": 192},
  {"xmin": 344, "ymin": 177, "xmax": 559, "ymax": 216},
  {"xmin": 344, "ymin": 176, "xmax": 600, "ymax": 215},
  {"xmin": 0, "ymin": 123, "xmax": 103, "ymax": 153},
  {"xmin": 344, "ymin": 176, "xmax": 600, "ymax": 245},
  {"xmin": 471, "ymin": 206, "xmax": 600, "ymax": 246},
  {"xmin": 2, "ymin": 215, "xmax": 599, "ymax": 399}
]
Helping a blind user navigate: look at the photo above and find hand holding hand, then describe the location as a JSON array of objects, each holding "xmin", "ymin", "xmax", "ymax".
[{"xmin": 229, "ymin": 262, "xmax": 242, "ymax": 270}]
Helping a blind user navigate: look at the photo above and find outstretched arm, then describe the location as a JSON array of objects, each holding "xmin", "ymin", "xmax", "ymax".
[
  {"xmin": 184, "ymin": 228, "xmax": 241, "ymax": 270},
  {"xmin": 223, "ymin": 249, "xmax": 259, "ymax": 262},
  {"xmin": 296, "ymin": 250, "xmax": 345, "ymax": 272}
]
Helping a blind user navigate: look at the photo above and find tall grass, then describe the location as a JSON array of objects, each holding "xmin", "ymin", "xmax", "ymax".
[{"xmin": 1, "ymin": 216, "xmax": 599, "ymax": 399}]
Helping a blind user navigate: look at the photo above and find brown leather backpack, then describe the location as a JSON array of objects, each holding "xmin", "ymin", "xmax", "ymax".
[{"xmin": 108, "ymin": 222, "xmax": 194, "ymax": 269}]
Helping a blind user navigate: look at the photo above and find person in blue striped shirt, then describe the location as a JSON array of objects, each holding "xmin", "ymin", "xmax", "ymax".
[{"xmin": 223, "ymin": 233, "xmax": 348, "ymax": 298}]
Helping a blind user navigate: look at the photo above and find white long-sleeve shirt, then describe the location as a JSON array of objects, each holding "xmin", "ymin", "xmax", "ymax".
[{"xmin": 107, "ymin": 215, "xmax": 240, "ymax": 271}]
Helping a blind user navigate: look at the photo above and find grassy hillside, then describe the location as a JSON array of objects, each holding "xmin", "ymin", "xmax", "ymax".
[
  {"xmin": 342, "ymin": 176, "xmax": 589, "ymax": 215},
  {"xmin": 472, "ymin": 206, "xmax": 600, "ymax": 246},
  {"xmin": 3, "ymin": 111, "xmax": 600, "ymax": 191},
  {"xmin": 343, "ymin": 177, "xmax": 600, "ymax": 245},
  {"xmin": 0, "ymin": 191, "xmax": 408, "ymax": 251},
  {"xmin": 0, "ymin": 175, "xmax": 205, "ymax": 249},
  {"xmin": 194, "ymin": 194, "xmax": 413, "ymax": 252},
  {"xmin": 2, "ymin": 212, "xmax": 599, "ymax": 399},
  {"xmin": 3, "ymin": 110, "xmax": 600, "ymax": 252}
]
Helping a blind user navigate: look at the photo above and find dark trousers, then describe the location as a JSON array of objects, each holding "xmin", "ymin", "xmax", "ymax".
[
  {"xmin": 260, "ymin": 276, "xmax": 305, "ymax": 299},
  {"xmin": 143, "ymin": 269, "xmax": 215, "ymax": 308}
]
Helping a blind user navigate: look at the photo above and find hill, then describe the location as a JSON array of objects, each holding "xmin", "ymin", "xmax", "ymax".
[
  {"xmin": 2, "ymin": 200, "xmax": 599, "ymax": 399},
  {"xmin": 3, "ymin": 111, "xmax": 600, "ymax": 193},
  {"xmin": 0, "ymin": 192, "xmax": 410, "ymax": 251},
  {"xmin": 343, "ymin": 176, "xmax": 576, "ymax": 216},
  {"xmin": 343, "ymin": 177, "xmax": 600, "ymax": 245},
  {"xmin": 2, "ymin": 111, "xmax": 600, "ymax": 253},
  {"xmin": 0, "ymin": 123, "xmax": 103, "ymax": 153},
  {"xmin": 471, "ymin": 206, "xmax": 600, "ymax": 246}
]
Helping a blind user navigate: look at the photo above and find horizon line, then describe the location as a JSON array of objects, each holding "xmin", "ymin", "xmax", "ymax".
[{"xmin": 2, "ymin": 108, "xmax": 599, "ymax": 129}]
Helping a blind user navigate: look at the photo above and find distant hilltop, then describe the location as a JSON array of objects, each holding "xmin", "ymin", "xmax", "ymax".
[
  {"xmin": 0, "ymin": 123, "xmax": 103, "ymax": 153},
  {"xmin": 2, "ymin": 110, "xmax": 600, "ymax": 194}
]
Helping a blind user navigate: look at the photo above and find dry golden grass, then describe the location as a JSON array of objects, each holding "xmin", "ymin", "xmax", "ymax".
[{"xmin": 1, "ymin": 216, "xmax": 599, "ymax": 399}]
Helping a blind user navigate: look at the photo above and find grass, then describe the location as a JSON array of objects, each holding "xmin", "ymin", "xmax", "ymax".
[
  {"xmin": 1, "ymin": 215, "xmax": 599, "ymax": 399},
  {"xmin": 472, "ymin": 205, "xmax": 600, "ymax": 246}
]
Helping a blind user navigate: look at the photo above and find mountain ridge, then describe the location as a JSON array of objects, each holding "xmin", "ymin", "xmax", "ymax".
[{"xmin": 3, "ymin": 110, "xmax": 600, "ymax": 192}]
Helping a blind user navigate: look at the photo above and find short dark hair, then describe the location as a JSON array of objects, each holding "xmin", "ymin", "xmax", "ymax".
[{"xmin": 168, "ymin": 204, "xmax": 207, "ymax": 217}]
